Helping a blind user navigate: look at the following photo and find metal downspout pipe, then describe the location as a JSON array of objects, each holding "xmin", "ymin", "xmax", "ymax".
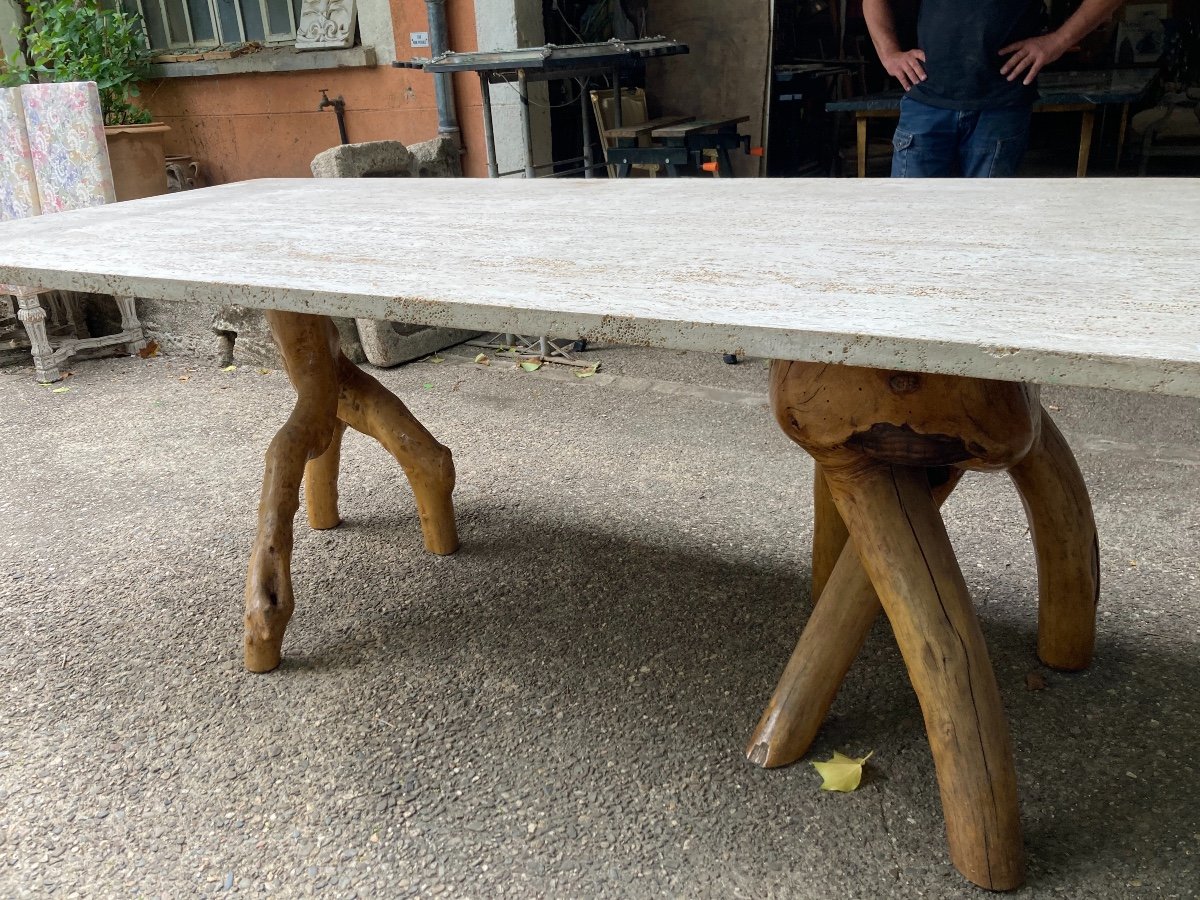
[{"xmin": 424, "ymin": 0, "xmax": 462, "ymax": 149}]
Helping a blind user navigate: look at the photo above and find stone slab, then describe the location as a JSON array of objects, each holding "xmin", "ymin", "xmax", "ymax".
[{"xmin": 0, "ymin": 177, "xmax": 1198, "ymax": 396}]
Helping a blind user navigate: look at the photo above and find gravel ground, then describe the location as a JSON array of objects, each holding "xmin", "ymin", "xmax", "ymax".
[{"xmin": 1, "ymin": 346, "xmax": 1197, "ymax": 899}]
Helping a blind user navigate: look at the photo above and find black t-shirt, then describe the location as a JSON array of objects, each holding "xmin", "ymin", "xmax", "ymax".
[{"xmin": 907, "ymin": 0, "xmax": 1047, "ymax": 110}]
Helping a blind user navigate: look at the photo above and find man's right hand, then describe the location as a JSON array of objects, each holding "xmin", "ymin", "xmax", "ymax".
[{"xmin": 880, "ymin": 48, "xmax": 927, "ymax": 91}]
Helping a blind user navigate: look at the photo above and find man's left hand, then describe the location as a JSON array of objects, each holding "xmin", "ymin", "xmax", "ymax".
[{"xmin": 999, "ymin": 33, "xmax": 1068, "ymax": 85}]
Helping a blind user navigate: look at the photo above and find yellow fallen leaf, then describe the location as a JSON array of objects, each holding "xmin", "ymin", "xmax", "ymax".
[
  {"xmin": 222, "ymin": 365, "xmax": 237, "ymax": 372},
  {"xmin": 258, "ymin": 368, "xmax": 270, "ymax": 375},
  {"xmin": 429, "ymin": 355, "xmax": 444, "ymax": 364},
  {"xmin": 51, "ymin": 386, "xmax": 71, "ymax": 393},
  {"xmin": 519, "ymin": 360, "xmax": 543, "ymax": 372},
  {"xmin": 474, "ymin": 353, "xmax": 490, "ymax": 366},
  {"xmin": 812, "ymin": 750, "xmax": 873, "ymax": 792},
  {"xmin": 575, "ymin": 363, "xmax": 599, "ymax": 379}
]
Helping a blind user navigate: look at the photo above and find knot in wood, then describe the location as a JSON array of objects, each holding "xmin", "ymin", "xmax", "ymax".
[{"xmin": 888, "ymin": 373, "xmax": 921, "ymax": 394}]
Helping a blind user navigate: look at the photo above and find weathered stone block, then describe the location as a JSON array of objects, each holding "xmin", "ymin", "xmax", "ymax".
[
  {"xmin": 311, "ymin": 136, "xmax": 475, "ymax": 367},
  {"xmin": 309, "ymin": 137, "xmax": 462, "ymax": 179},
  {"xmin": 355, "ymin": 319, "xmax": 475, "ymax": 368}
]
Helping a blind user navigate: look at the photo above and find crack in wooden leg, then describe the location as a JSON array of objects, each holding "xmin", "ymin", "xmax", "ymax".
[
  {"xmin": 747, "ymin": 468, "xmax": 963, "ymax": 769},
  {"xmin": 824, "ymin": 462, "xmax": 1024, "ymax": 891}
]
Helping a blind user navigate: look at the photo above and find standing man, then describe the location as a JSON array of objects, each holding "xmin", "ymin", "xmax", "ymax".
[{"xmin": 863, "ymin": 0, "xmax": 1126, "ymax": 176}]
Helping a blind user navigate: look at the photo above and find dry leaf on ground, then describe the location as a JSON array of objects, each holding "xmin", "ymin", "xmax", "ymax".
[
  {"xmin": 138, "ymin": 340, "xmax": 160, "ymax": 359},
  {"xmin": 474, "ymin": 353, "xmax": 490, "ymax": 365},
  {"xmin": 812, "ymin": 751, "xmax": 873, "ymax": 792},
  {"xmin": 519, "ymin": 360, "xmax": 543, "ymax": 372}
]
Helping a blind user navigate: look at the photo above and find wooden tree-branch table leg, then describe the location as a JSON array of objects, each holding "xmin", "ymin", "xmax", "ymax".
[
  {"xmin": 750, "ymin": 360, "xmax": 1101, "ymax": 891},
  {"xmin": 243, "ymin": 311, "xmax": 459, "ymax": 673}
]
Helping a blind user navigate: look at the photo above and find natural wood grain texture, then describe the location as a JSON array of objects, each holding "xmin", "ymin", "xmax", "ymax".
[
  {"xmin": 244, "ymin": 312, "xmax": 342, "ymax": 673},
  {"xmin": 0, "ymin": 178, "xmax": 1198, "ymax": 396},
  {"xmin": 244, "ymin": 311, "xmax": 458, "ymax": 674},
  {"xmin": 767, "ymin": 359, "xmax": 1055, "ymax": 889},
  {"xmin": 304, "ymin": 418, "xmax": 347, "ymax": 531},
  {"xmin": 332, "ymin": 354, "xmax": 459, "ymax": 557},
  {"xmin": 748, "ymin": 467, "xmax": 963, "ymax": 770},
  {"xmin": 770, "ymin": 361, "xmax": 1041, "ymax": 470},
  {"xmin": 1009, "ymin": 409, "xmax": 1100, "ymax": 670},
  {"xmin": 825, "ymin": 462, "xmax": 1024, "ymax": 891},
  {"xmin": 811, "ymin": 465, "xmax": 849, "ymax": 603}
]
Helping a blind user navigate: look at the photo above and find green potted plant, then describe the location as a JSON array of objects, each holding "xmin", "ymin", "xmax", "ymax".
[{"xmin": 2, "ymin": 0, "xmax": 171, "ymax": 200}]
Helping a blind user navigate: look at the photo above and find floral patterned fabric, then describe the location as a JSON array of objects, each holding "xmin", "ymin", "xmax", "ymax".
[
  {"xmin": 1, "ymin": 88, "xmax": 42, "ymax": 295},
  {"xmin": 20, "ymin": 81, "xmax": 115, "ymax": 214},
  {"xmin": 0, "ymin": 87, "xmax": 41, "ymax": 223}
]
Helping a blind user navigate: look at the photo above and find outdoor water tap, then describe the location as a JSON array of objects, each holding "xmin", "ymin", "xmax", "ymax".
[{"xmin": 318, "ymin": 89, "xmax": 349, "ymax": 145}]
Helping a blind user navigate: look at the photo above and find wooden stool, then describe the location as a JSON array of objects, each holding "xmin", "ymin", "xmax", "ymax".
[
  {"xmin": 747, "ymin": 360, "xmax": 1099, "ymax": 891},
  {"xmin": 241, "ymin": 311, "xmax": 459, "ymax": 674}
]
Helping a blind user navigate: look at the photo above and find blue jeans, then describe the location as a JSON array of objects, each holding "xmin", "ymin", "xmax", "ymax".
[{"xmin": 890, "ymin": 96, "xmax": 1032, "ymax": 177}]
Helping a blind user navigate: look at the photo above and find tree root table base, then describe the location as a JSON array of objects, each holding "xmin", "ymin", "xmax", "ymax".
[
  {"xmin": 747, "ymin": 359, "xmax": 1099, "ymax": 891},
  {"xmin": 246, "ymin": 314, "xmax": 1098, "ymax": 892},
  {"xmin": 242, "ymin": 311, "xmax": 460, "ymax": 674}
]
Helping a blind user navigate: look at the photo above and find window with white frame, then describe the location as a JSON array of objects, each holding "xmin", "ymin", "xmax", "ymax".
[{"xmin": 121, "ymin": 0, "xmax": 308, "ymax": 50}]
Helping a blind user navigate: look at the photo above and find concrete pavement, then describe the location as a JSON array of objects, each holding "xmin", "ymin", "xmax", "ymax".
[{"xmin": 1, "ymin": 343, "xmax": 1197, "ymax": 898}]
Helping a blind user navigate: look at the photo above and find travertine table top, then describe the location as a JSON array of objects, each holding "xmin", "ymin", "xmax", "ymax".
[{"xmin": 0, "ymin": 177, "xmax": 1197, "ymax": 396}]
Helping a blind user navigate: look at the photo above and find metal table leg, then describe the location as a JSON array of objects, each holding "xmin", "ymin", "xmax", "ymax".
[
  {"xmin": 479, "ymin": 74, "xmax": 499, "ymax": 179},
  {"xmin": 612, "ymin": 66, "xmax": 623, "ymax": 129},
  {"xmin": 518, "ymin": 68, "xmax": 536, "ymax": 179},
  {"xmin": 580, "ymin": 76, "xmax": 594, "ymax": 179}
]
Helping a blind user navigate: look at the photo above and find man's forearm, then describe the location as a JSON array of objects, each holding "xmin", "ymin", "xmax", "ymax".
[
  {"xmin": 863, "ymin": 0, "xmax": 903, "ymax": 57},
  {"xmin": 1051, "ymin": 0, "xmax": 1126, "ymax": 52}
]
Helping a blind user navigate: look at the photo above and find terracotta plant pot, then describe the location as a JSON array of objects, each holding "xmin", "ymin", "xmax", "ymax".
[{"xmin": 104, "ymin": 122, "xmax": 171, "ymax": 201}]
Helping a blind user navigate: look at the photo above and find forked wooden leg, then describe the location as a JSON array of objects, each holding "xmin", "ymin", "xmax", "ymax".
[
  {"xmin": 244, "ymin": 313, "xmax": 460, "ymax": 673},
  {"xmin": 747, "ymin": 468, "xmax": 963, "ymax": 769},
  {"xmin": 304, "ymin": 418, "xmax": 348, "ymax": 531},
  {"xmin": 334, "ymin": 355, "xmax": 459, "ymax": 556},
  {"xmin": 811, "ymin": 464, "xmax": 849, "ymax": 603},
  {"xmin": 244, "ymin": 312, "xmax": 341, "ymax": 673},
  {"xmin": 825, "ymin": 461, "xmax": 1024, "ymax": 891},
  {"xmin": 1009, "ymin": 408, "xmax": 1099, "ymax": 670}
]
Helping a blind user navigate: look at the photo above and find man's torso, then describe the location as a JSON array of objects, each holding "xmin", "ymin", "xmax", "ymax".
[{"xmin": 908, "ymin": 0, "xmax": 1046, "ymax": 110}]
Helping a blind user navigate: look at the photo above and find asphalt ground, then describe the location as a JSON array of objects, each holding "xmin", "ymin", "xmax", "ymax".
[{"xmin": 1, "ymin": 344, "xmax": 1198, "ymax": 898}]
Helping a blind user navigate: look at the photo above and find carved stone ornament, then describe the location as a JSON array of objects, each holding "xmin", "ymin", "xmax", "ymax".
[{"xmin": 295, "ymin": 0, "xmax": 358, "ymax": 51}]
